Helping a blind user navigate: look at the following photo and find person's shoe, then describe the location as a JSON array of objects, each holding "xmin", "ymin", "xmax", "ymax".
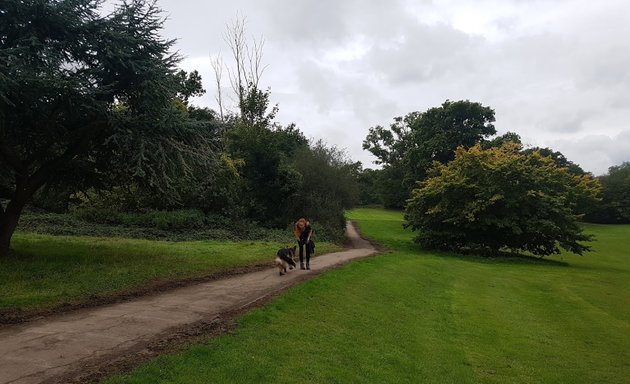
[
  {"xmin": 300, "ymin": 263, "xmax": 305, "ymax": 270},
  {"xmin": 306, "ymin": 264, "xmax": 310, "ymax": 270}
]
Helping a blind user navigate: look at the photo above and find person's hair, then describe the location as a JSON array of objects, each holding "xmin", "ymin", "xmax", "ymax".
[{"xmin": 294, "ymin": 218, "xmax": 307, "ymax": 237}]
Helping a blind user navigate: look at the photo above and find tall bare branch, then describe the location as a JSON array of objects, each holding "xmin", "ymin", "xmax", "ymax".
[
  {"xmin": 246, "ymin": 35, "xmax": 268, "ymax": 89},
  {"xmin": 221, "ymin": 14, "xmax": 269, "ymax": 118},
  {"xmin": 224, "ymin": 14, "xmax": 247, "ymax": 112},
  {"xmin": 210, "ymin": 54, "xmax": 225, "ymax": 121}
]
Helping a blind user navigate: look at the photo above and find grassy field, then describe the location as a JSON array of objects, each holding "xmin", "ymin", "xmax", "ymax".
[
  {"xmin": 0, "ymin": 233, "xmax": 341, "ymax": 313},
  {"xmin": 104, "ymin": 208, "xmax": 630, "ymax": 384}
]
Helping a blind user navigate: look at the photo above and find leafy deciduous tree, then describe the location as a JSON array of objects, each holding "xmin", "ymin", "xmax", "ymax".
[
  {"xmin": 289, "ymin": 141, "xmax": 359, "ymax": 239},
  {"xmin": 586, "ymin": 162, "xmax": 630, "ymax": 223},
  {"xmin": 481, "ymin": 131, "xmax": 522, "ymax": 149},
  {"xmin": 225, "ymin": 123, "xmax": 308, "ymax": 226},
  {"xmin": 523, "ymin": 147, "xmax": 586, "ymax": 176},
  {"xmin": 355, "ymin": 167, "xmax": 383, "ymax": 206},
  {"xmin": 363, "ymin": 100, "xmax": 496, "ymax": 208},
  {"xmin": 404, "ymin": 143, "xmax": 601, "ymax": 257}
]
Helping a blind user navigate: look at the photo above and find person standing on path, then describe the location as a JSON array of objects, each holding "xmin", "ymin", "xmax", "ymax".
[{"xmin": 293, "ymin": 218, "xmax": 313, "ymax": 270}]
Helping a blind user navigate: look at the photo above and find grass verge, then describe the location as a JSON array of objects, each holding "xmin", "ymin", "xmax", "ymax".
[{"xmin": 0, "ymin": 233, "xmax": 341, "ymax": 317}]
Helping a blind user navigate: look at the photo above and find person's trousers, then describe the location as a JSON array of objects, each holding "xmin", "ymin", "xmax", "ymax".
[{"xmin": 298, "ymin": 241, "xmax": 311, "ymax": 265}]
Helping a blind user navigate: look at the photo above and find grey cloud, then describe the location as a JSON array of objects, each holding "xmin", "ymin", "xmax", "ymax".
[
  {"xmin": 551, "ymin": 131, "xmax": 630, "ymax": 175},
  {"xmin": 294, "ymin": 59, "xmax": 397, "ymax": 126},
  {"xmin": 295, "ymin": 62, "xmax": 340, "ymax": 114},
  {"xmin": 250, "ymin": 0, "xmax": 410, "ymax": 47},
  {"xmin": 363, "ymin": 22, "xmax": 483, "ymax": 85},
  {"xmin": 154, "ymin": 0, "xmax": 630, "ymax": 174}
]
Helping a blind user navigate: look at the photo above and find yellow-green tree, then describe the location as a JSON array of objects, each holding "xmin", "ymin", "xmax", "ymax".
[{"xmin": 404, "ymin": 143, "xmax": 601, "ymax": 256}]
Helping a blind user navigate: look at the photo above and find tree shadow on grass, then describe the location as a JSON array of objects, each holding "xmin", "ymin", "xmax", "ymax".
[
  {"xmin": 396, "ymin": 242, "xmax": 570, "ymax": 267},
  {"xmin": 453, "ymin": 251, "xmax": 569, "ymax": 267}
]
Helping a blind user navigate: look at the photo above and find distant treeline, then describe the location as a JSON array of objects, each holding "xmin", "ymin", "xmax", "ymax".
[{"xmin": 356, "ymin": 100, "xmax": 629, "ymax": 225}]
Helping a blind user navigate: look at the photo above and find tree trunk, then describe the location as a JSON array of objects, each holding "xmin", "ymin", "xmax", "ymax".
[{"xmin": 0, "ymin": 199, "xmax": 26, "ymax": 257}]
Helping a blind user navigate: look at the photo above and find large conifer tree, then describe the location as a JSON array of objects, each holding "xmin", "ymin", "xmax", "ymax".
[{"xmin": 0, "ymin": 0, "xmax": 217, "ymax": 255}]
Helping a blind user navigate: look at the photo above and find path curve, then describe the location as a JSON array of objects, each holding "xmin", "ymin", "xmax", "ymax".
[{"xmin": 0, "ymin": 221, "xmax": 377, "ymax": 384}]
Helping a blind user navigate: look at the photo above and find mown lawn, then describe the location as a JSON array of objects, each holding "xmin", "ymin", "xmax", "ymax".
[
  {"xmin": 104, "ymin": 208, "xmax": 630, "ymax": 384},
  {"xmin": 0, "ymin": 233, "xmax": 341, "ymax": 312}
]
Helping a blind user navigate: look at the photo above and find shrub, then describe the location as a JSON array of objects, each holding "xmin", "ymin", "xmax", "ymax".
[
  {"xmin": 143, "ymin": 210, "xmax": 206, "ymax": 231},
  {"xmin": 404, "ymin": 143, "xmax": 601, "ymax": 256},
  {"xmin": 73, "ymin": 207, "xmax": 126, "ymax": 225},
  {"xmin": 17, "ymin": 210, "xmax": 338, "ymax": 243}
]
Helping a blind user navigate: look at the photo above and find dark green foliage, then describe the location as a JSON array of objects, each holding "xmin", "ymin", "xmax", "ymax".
[
  {"xmin": 355, "ymin": 168, "xmax": 382, "ymax": 206},
  {"xmin": 187, "ymin": 105, "xmax": 217, "ymax": 121},
  {"xmin": 376, "ymin": 165, "xmax": 409, "ymax": 209},
  {"xmin": 225, "ymin": 123, "xmax": 308, "ymax": 227},
  {"xmin": 175, "ymin": 69, "xmax": 205, "ymax": 104},
  {"xmin": 289, "ymin": 142, "xmax": 359, "ymax": 241},
  {"xmin": 79, "ymin": 140, "xmax": 239, "ymax": 216},
  {"xmin": 354, "ymin": 166, "xmax": 407, "ymax": 209},
  {"xmin": 481, "ymin": 131, "xmax": 522, "ymax": 149},
  {"xmin": 586, "ymin": 162, "xmax": 630, "ymax": 223},
  {"xmin": 363, "ymin": 100, "xmax": 496, "ymax": 208},
  {"xmin": 102, "ymin": 105, "xmax": 221, "ymax": 199},
  {"xmin": 407, "ymin": 100, "xmax": 496, "ymax": 165},
  {"xmin": 18, "ymin": 209, "xmax": 298, "ymax": 242},
  {"xmin": 0, "ymin": 0, "xmax": 220, "ymax": 254},
  {"xmin": 363, "ymin": 112, "xmax": 419, "ymax": 206},
  {"xmin": 1, "ymin": 1, "xmax": 359, "ymax": 250},
  {"xmin": 74, "ymin": 208, "xmax": 206, "ymax": 230},
  {"xmin": 240, "ymin": 83, "xmax": 279, "ymax": 129},
  {"xmin": 30, "ymin": 182, "xmax": 79, "ymax": 213},
  {"xmin": 178, "ymin": 153, "xmax": 245, "ymax": 216},
  {"xmin": 405, "ymin": 144, "xmax": 601, "ymax": 256},
  {"xmin": 221, "ymin": 121, "xmax": 358, "ymax": 241}
]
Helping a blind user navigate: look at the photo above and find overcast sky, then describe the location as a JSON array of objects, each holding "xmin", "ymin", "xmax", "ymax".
[{"xmin": 155, "ymin": 0, "xmax": 630, "ymax": 175}]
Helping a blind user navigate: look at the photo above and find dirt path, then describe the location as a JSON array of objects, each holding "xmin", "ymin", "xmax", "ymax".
[{"xmin": 0, "ymin": 222, "xmax": 377, "ymax": 384}]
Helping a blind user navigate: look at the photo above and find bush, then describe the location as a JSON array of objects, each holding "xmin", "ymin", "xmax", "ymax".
[
  {"xmin": 287, "ymin": 141, "xmax": 358, "ymax": 244},
  {"xmin": 73, "ymin": 208, "xmax": 206, "ymax": 230},
  {"xmin": 404, "ymin": 143, "xmax": 601, "ymax": 256},
  {"xmin": 142, "ymin": 210, "xmax": 206, "ymax": 230},
  {"xmin": 73, "ymin": 207, "xmax": 126, "ymax": 225},
  {"xmin": 17, "ymin": 210, "xmax": 339, "ymax": 243}
]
